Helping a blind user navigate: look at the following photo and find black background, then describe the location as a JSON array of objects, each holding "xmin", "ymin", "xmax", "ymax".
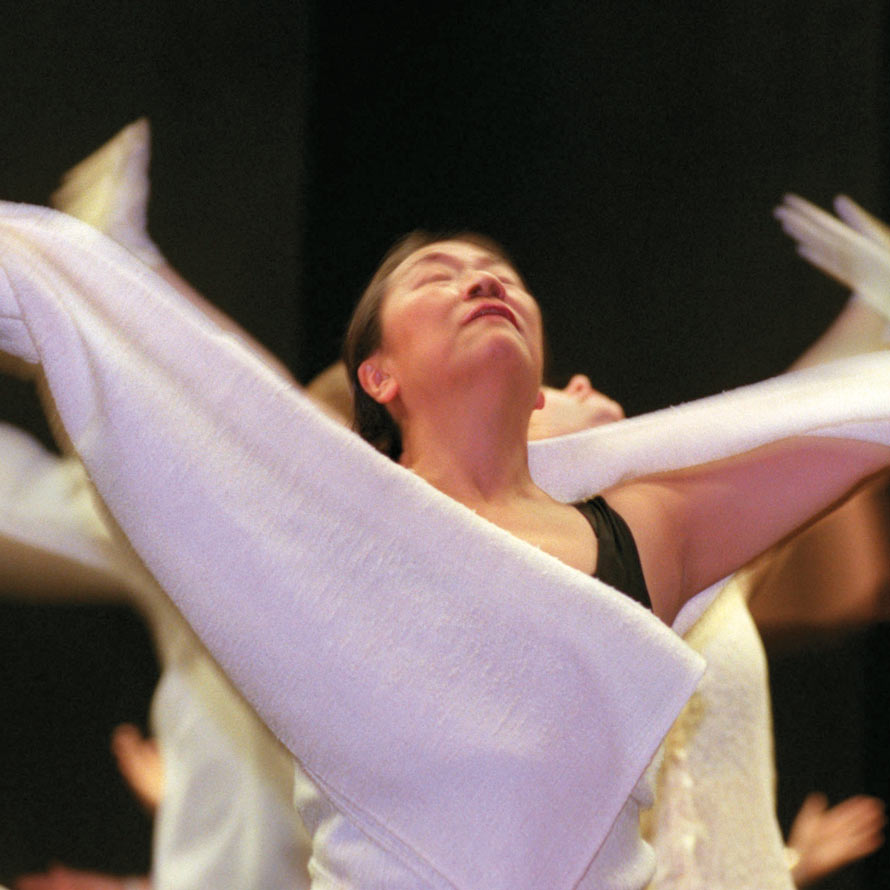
[{"xmin": 0, "ymin": 3, "xmax": 887, "ymax": 886}]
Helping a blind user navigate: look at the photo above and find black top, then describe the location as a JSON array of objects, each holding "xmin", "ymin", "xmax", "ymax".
[{"xmin": 573, "ymin": 496, "xmax": 652, "ymax": 610}]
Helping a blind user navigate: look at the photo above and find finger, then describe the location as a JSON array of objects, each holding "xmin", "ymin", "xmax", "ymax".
[
  {"xmin": 836, "ymin": 830, "xmax": 884, "ymax": 859},
  {"xmin": 835, "ymin": 195, "xmax": 890, "ymax": 252},
  {"xmin": 110, "ymin": 723, "xmax": 143, "ymax": 753},
  {"xmin": 774, "ymin": 206, "xmax": 856, "ymax": 260},
  {"xmin": 780, "ymin": 194, "xmax": 858, "ymax": 242},
  {"xmin": 775, "ymin": 200, "xmax": 886, "ymax": 284},
  {"xmin": 826, "ymin": 795, "xmax": 886, "ymax": 822},
  {"xmin": 801, "ymin": 791, "xmax": 829, "ymax": 814}
]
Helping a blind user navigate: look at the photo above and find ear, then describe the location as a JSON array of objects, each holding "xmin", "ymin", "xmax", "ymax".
[
  {"xmin": 533, "ymin": 389, "xmax": 546, "ymax": 411},
  {"xmin": 357, "ymin": 356, "xmax": 399, "ymax": 404}
]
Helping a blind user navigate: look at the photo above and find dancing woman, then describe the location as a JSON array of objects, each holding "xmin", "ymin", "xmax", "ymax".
[
  {"xmin": 3, "ymin": 199, "xmax": 890, "ymax": 888},
  {"xmin": 287, "ymin": 230, "xmax": 890, "ymax": 886},
  {"xmin": 344, "ymin": 231, "xmax": 888, "ymax": 625}
]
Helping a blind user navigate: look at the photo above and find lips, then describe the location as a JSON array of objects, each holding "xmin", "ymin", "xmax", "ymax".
[{"xmin": 463, "ymin": 302, "xmax": 518, "ymax": 329}]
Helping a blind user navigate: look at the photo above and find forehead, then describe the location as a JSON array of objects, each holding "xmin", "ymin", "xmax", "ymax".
[{"xmin": 389, "ymin": 239, "xmax": 519, "ymax": 285}]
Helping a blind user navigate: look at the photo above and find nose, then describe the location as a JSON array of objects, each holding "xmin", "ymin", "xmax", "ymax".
[
  {"xmin": 465, "ymin": 271, "xmax": 506, "ymax": 301},
  {"xmin": 565, "ymin": 374, "xmax": 594, "ymax": 398}
]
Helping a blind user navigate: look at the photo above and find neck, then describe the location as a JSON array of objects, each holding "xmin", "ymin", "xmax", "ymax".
[{"xmin": 398, "ymin": 381, "xmax": 538, "ymax": 506}]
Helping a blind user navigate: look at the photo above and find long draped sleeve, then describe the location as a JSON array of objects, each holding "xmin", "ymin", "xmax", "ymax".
[{"xmin": 0, "ymin": 202, "xmax": 880, "ymax": 888}]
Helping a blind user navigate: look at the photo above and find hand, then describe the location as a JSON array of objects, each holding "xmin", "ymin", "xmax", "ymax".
[
  {"xmin": 111, "ymin": 723, "xmax": 164, "ymax": 813},
  {"xmin": 787, "ymin": 791, "xmax": 885, "ymax": 887},
  {"xmin": 15, "ymin": 864, "xmax": 149, "ymax": 890},
  {"xmin": 775, "ymin": 193, "xmax": 890, "ymax": 319}
]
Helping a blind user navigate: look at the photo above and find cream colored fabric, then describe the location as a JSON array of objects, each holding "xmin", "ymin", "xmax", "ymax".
[
  {"xmin": 0, "ymin": 202, "xmax": 705, "ymax": 889},
  {"xmin": 643, "ymin": 577, "xmax": 793, "ymax": 890},
  {"xmin": 151, "ymin": 643, "xmax": 311, "ymax": 889}
]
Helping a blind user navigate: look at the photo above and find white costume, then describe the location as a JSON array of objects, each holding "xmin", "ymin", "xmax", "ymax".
[
  {"xmin": 0, "ymin": 425, "xmax": 310, "ymax": 889},
  {"xmin": 643, "ymin": 575, "xmax": 793, "ymax": 889},
  {"xmin": 3, "ymin": 203, "xmax": 890, "ymax": 887}
]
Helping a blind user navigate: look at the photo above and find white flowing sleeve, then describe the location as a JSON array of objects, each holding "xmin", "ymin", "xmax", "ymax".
[
  {"xmin": 529, "ymin": 356, "xmax": 890, "ymax": 504},
  {"xmin": 0, "ymin": 201, "xmax": 703, "ymax": 890}
]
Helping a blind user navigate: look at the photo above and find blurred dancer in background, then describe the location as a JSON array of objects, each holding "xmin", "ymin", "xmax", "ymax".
[{"xmin": 9, "ymin": 120, "xmax": 311, "ymax": 890}]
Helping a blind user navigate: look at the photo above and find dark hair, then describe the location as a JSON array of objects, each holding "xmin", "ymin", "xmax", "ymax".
[{"xmin": 343, "ymin": 229, "xmax": 518, "ymax": 460}]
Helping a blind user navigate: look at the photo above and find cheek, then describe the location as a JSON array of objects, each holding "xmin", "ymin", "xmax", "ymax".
[
  {"xmin": 383, "ymin": 289, "xmax": 445, "ymax": 342},
  {"xmin": 378, "ymin": 296, "xmax": 423, "ymax": 361},
  {"xmin": 527, "ymin": 304, "xmax": 545, "ymax": 355},
  {"xmin": 378, "ymin": 297, "xmax": 449, "ymax": 384}
]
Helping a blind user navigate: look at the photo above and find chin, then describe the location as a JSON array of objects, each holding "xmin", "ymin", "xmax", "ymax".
[{"xmin": 587, "ymin": 408, "xmax": 623, "ymax": 428}]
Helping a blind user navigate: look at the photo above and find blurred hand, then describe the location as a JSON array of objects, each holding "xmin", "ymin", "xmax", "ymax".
[
  {"xmin": 775, "ymin": 193, "xmax": 890, "ymax": 319},
  {"xmin": 15, "ymin": 865, "xmax": 148, "ymax": 890},
  {"xmin": 111, "ymin": 723, "xmax": 164, "ymax": 813},
  {"xmin": 788, "ymin": 791, "xmax": 885, "ymax": 887}
]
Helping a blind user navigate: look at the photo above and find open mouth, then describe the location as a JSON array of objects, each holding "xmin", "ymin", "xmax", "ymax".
[{"xmin": 464, "ymin": 302, "xmax": 518, "ymax": 329}]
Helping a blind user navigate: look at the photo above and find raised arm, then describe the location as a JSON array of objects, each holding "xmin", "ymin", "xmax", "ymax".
[
  {"xmin": 51, "ymin": 117, "xmax": 297, "ymax": 385},
  {"xmin": 603, "ymin": 194, "xmax": 890, "ymax": 625},
  {"xmin": 50, "ymin": 118, "xmax": 362, "ymax": 428},
  {"xmin": 775, "ymin": 193, "xmax": 890, "ymax": 368},
  {"xmin": 607, "ymin": 435, "xmax": 890, "ymax": 624}
]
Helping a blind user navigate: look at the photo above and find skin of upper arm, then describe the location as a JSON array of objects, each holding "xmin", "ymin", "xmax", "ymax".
[{"xmin": 605, "ymin": 436, "xmax": 890, "ymax": 626}]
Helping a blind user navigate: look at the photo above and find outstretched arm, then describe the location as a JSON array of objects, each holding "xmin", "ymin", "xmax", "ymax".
[
  {"xmin": 607, "ymin": 435, "xmax": 890, "ymax": 624},
  {"xmin": 751, "ymin": 195, "xmax": 890, "ymax": 634},
  {"xmin": 776, "ymin": 193, "xmax": 890, "ymax": 368},
  {"xmin": 14, "ymin": 865, "xmax": 149, "ymax": 890}
]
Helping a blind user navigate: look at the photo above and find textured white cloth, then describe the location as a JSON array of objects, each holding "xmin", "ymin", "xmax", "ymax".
[
  {"xmin": 3, "ymin": 202, "xmax": 889, "ymax": 887},
  {"xmin": 642, "ymin": 576, "xmax": 793, "ymax": 890},
  {"xmin": 0, "ymin": 202, "xmax": 706, "ymax": 889},
  {"xmin": 0, "ymin": 423, "xmax": 311, "ymax": 889}
]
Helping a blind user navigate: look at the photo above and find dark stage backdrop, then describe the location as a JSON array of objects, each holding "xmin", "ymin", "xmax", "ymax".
[{"xmin": 1, "ymin": 2, "xmax": 888, "ymax": 887}]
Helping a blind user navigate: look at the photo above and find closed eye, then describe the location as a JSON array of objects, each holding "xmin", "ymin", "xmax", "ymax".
[{"xmin": 411, "ymin": 273, "xmax": 453, "ymax": 289}]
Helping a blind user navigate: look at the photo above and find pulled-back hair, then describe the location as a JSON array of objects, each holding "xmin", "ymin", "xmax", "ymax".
[{"xmin": 343, "ymin": 230, "xmax": 517, "ymax": 460}]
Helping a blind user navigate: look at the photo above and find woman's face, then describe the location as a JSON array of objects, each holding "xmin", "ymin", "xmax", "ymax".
[
  {"xmin": 362, "ymin": 240, "xmax": 545, "ymax": 413},
  {"xmin": 528, "ymin": 375, "xmax": 625, "ymax": 440}
]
